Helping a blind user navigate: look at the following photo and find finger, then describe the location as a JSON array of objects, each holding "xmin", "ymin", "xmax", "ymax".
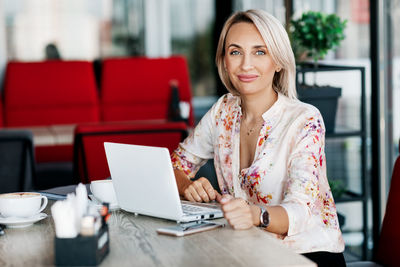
[
  {"xmin": 215, "ymin": 192, "xmax": 222, "ymax": 202},
  {"xmin": 232, "ymin": 222, "xmax": 253, "ymax": 230},
  {"xmin": 192, "ymin": 182, "xmax": 210, "ymax": 202},
  {"xmin": 226, "ymin": 209, "xmax": 253, "ymax": 223},
  {"xmin": 226, "ymin": 216, "xmax": 252, "ymax": 230},
  {"xmin": 206, "ymin": 187, "xmax": 216, "ymax": 201},
  {"xmin": 187, "ymin": 185, "xmax": 202, "ymax": 202},
  {"xmin": 220, "ymin": 194, "xmax": 234, "ymax": 204},
  {"xmin": 224, "ymin": 207, "xmax": 252, "ymax": 223},
  {"xmin": 227, "ymin": 214, "xmax": 253, "ymax": 229},
  {"xmin": 198, "ymin": 178, "xmax": 216, "ymax": 200},
  {"xmin": 225, "ymin": 208, "xmax": 248, "ymax": 220},
  {"xmin": 222, "ymin": 198, "xmax": 248, "ymax": 212},
  {"xmin": 198, "ymin": 187, "xmax": 210, "ymax": 203},
  {"xmin": 184, "ymin": 189, "xmax": 195, "ymax": 202}
]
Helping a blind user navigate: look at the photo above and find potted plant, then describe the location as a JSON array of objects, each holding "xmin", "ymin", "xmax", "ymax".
[{"xmin": 290, "ymin": 11, "xmax": 347, "ymax": 133}]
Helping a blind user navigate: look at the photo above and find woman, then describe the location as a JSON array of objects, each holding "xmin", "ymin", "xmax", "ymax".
[{"xmin": 171, "ymin": 9, "xmax": 345, "ymax": 266}]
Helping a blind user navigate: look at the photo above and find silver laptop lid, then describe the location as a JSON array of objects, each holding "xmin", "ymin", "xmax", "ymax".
[{"xmin": 104, "ymin": 142, "xmax": 184, "ymax": 221}]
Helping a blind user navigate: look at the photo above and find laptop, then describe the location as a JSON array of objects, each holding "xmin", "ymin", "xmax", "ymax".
[{"xmin": 104, "ymin": 142, "xmax": 223, "ymax": 222}]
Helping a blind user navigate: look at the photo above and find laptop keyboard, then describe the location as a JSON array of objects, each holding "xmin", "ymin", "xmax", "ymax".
[{"xmin": 181, "ymin": 203, "xmax": 216, "ymax": 215}]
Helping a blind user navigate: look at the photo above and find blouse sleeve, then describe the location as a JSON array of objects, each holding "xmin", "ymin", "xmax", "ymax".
[
  {"xmin": 280, "ymin": 110, "xmax": 326, "ymax": 237},
  {"xmin": 171, "ymin": 97, "xmax": 222, "ymax": 179}
]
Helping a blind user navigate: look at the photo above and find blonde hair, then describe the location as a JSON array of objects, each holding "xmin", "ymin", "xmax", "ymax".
[{"xmin": 215, "ymin": 9, "xmax": 297, "ymax": 99}]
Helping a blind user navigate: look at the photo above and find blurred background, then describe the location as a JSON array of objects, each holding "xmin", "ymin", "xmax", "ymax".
[{"xmin": 0, "ymin": 0, "xmax": 399, "ymax": 262}]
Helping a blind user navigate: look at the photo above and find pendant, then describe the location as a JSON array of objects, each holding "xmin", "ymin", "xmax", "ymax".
[{"xmin": 247, "ymin": 129, "xmax": 254, "ymax": 135}]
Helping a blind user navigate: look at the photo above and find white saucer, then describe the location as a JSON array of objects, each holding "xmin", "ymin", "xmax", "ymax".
[
  {"xmin": 89, "ymin": 195, "xmax": 119, "ymax": 211},
  {"xmin": 0, "ymin": 213, "xmax": 48, "ymax": 228}
]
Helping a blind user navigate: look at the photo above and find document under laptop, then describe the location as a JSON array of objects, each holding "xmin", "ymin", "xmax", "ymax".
[{"xmin": 104, "ymin": 142, "xmax": 223, "ymax": 222}]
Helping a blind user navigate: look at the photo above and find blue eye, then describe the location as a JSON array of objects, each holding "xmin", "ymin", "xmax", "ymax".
[
  {"xmin": 230, "ymin": 50, "xmax": 240, "ymax": 55},
  {"xmin": 256, "ymin": 50, "xmax": 266, "ymax": 55}
]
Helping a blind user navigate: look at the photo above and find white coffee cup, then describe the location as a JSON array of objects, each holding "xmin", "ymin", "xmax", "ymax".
[
  {"xmin": 90, "ymin": 179, "xmax": 118, "ymax": 205},
  {"xmin": 0, "ymin": 192, "xmax": 48, "ymax": 218}
]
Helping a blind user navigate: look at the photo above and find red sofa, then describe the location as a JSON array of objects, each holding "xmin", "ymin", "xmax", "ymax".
[
  {"xmin": 4, "ymin": 61, "xmax": 100, "ymax": 127},
  {"xmin": 3, "ymin": 61, "xmax": 100, "ymax": 163},
  {"xmin": 101, "ymin": 56, "xmax": 194, "ymax": 126},
  {"xmin": 1, "ymin": 56, "xmax": 193, "ymax": 185}
]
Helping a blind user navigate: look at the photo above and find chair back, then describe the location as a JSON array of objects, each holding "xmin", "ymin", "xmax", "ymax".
[
  {"xmin": 3, "ymin": 61, "xmax": 100, "ymax": 127},
  {"xmin": 375, "ymin": 140, "xmax": 400, "ymax": 266},
  {"xmin": 0, "ymin": 130, "xmax": 35, "ymax": 193},
  {"xmin": 100, "ymin": 56, "xmax": 194, "ymax": 126},
  {"xmin": 0, "ymin": 96, "xmax": 3, "ymax": 127},
  {"xmin": 73, "ymin": 121, "xmax": 188, "ymax": 183}
]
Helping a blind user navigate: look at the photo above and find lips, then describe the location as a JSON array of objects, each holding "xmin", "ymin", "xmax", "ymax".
[{"xmin": 237, "ymin": 74, "xmax": 258, "ymax": 82}]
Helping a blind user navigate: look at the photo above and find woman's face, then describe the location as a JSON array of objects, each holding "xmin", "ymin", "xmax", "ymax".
[{"xmin": 224, "ymin": 22, "xmax": 278, "ymax": 96}]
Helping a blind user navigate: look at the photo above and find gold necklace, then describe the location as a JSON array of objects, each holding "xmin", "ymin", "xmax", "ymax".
[
  {"xmin": 247, "ymin": 128, "xmax": 256, "ymax": 135},
  {"xmin": 243, "ymin": 118, "xmax": 264, "ymax": 136}
]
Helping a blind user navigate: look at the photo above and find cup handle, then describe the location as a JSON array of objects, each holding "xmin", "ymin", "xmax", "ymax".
[{"xmin": 38, "ymin": 196, "xmax": 48, "ymax": 213}]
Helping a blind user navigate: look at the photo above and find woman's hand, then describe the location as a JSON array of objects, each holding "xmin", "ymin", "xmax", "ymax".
[
  {"xmin": 174, "ymin": 170, "xmax": 220, "ymax": 203},
  {"xmin": 220, "ymin": 195, "xmax": 261, "ymax": 230},
  {"xmin": 182, "ymin": 177, "xmax": 221, "ymax": 203}
]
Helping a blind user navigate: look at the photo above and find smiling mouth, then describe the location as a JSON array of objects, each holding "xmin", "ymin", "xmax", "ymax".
[{"xmin": 237, "ymin": 74, "xmax": 258, "ymax": 82}]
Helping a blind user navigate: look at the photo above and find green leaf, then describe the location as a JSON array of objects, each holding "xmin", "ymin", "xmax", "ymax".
[{"xmin": 290, "ymin": 11, "xmax": 347, "ymax": 63}]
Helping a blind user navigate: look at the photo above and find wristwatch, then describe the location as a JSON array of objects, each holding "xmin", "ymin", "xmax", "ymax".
[{"xmin": 259, "ymin": 206, "xmax": 270, "ymax": 228}]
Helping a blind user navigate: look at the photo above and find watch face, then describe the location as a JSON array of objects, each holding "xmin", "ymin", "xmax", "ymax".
[{"xmin": 262, "ymin": 211, "xmax": 269, "ymax": 227}]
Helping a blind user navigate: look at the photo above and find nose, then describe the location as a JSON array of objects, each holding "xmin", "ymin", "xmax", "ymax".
[{"xmin": 241, "ymin": 54, "xmax": 254, "ymax": 71}]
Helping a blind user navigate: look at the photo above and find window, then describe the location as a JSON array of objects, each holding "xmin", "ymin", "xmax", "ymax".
[
  {"xmin": 4, "ymin": 0, "xmax": 114, "ymax": 61},
  {"xmin": 234, "ymin": 0, "xmax": 285, "ymax": 23},
  {"xmin": 170, "ymin": 0, "xmax": 216, "ymax": 97},
  {"xmin": 390, "ymin": 1, "xmax": 400, "ymax": 161}
]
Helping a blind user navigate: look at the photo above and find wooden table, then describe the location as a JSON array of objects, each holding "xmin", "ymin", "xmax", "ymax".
[{"xmin": 0, "ymin": 202, "xmax": 316, "ymax": 267}]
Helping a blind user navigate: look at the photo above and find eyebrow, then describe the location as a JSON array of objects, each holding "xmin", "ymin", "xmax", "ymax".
[{"xmin": 227, "ymin": 44, "xmax": 267, "ymax": 49}]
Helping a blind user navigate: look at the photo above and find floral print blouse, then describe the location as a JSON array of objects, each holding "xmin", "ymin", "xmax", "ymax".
[{"xmin": 171, "ymin": 92, "xmax": 345, "ymax": 254}]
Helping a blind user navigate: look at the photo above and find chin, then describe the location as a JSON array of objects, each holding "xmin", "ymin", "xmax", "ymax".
[{"xmin": 236, "ymin": 86, "xmax": 261, "ymax": 96}]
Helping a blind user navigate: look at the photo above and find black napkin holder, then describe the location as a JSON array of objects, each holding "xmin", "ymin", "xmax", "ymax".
[{"xmin": 54, "ymin": 224, "xmax": 109, "ymax": 266}]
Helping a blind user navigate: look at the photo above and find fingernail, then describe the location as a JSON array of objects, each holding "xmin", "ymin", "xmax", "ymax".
[{"xmin": 220, "ymin": 197, "xmax": 229, "ymax": 204}]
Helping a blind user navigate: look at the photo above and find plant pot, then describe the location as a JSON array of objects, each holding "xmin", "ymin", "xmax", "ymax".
[{"xmin": 297, "ymin": 85, "xmax": 342, "ymax": 133}]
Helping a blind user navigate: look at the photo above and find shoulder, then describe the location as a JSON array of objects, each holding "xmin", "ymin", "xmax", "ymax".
[
  {"xmin": 196, "ymin": 93, "xmax": 239, "ymax": 129},
  {"xmin": 281, "ymin": 94, "xmax": 321, "ymax": 117},
  {"xmin": 210, "ymin": 93, "xmax": 240, "ymax": 117},
  {"xmin": 215, "ymin": 93, "xmax": 239, "ymax": 109},
  {"xmin": 279, "ymin": 94, "xmax": 325, "ymax": 132}
]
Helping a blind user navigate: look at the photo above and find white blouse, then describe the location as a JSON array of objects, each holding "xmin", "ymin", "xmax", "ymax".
[{"xmin": 171, "ymin": 92, "xmax": 345, "ymax": 253}]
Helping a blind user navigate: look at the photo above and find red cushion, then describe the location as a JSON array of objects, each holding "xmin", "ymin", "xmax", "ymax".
[
  {"xmin": 100, "ymin": 56, "xmax": 194, "ymax": 126},
  {"xmin": 74, "ymin": 121, "xmax": 188, "ymax": 183},
  {"xmin": 376, "ymin": 154, "xmax": 400, "ymax": 265},
  {"xmin": 4, "ymin": 61, "xmax": 100, "ymax": 127},
  {"xmin": 35, "ymin": 145, "xmax": 73, "ymax": 163}
]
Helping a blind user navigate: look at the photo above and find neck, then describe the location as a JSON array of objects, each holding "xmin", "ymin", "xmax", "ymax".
[{"xmin": 241, "ymin": 89, "xmax": 278, "ymax": 121}]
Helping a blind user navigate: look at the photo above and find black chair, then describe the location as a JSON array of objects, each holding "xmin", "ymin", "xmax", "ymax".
[{"xmin": 0, "ymin": 130, "xmax": 36, "ymax": 193}]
